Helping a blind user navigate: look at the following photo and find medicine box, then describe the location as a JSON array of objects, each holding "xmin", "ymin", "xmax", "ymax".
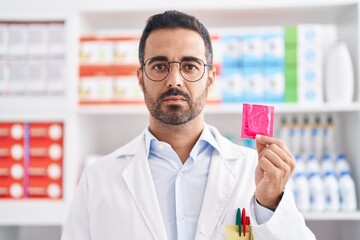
[
  {"xmin": 28, "ymin": 123, "xmax": 63, "ymax": 199},
  {"xmin": 0, "ymin": 123, "xmax": 25, "ymax": 199}
]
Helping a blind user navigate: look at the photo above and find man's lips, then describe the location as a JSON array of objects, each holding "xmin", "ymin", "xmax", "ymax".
[{"xmin": 162, "ymin": 96, "xmax": 187, "ymax": 101}]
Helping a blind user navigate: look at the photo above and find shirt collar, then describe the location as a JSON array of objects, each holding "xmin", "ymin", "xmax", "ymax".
[{"xmin": 144, "ymin": 123, "xmax": 221, "ymax": 159}]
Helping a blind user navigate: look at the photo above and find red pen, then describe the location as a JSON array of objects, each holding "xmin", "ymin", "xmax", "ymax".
[{"xmin": 242, "ymin": 208, "xmax": 246, "ymax": 236}]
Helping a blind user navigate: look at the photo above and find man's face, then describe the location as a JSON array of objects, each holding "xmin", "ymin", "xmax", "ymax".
[{"xmin": 137, "ymin": 28, "xmax": 216, "ymax": 126}]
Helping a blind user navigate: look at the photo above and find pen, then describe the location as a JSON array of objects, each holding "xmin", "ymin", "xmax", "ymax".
[
  {"xmin": 242, "ymin": 208, "xmax": 246, "ymax": 237},
  {"xmin": 236, "ymin": 208, "xmax": 241, "ymax": 236}
]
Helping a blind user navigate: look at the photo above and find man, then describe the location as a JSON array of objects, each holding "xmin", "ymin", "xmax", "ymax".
[{"xmin": 62, "ymin": 10, "xmax": 316, "ymax": 240}]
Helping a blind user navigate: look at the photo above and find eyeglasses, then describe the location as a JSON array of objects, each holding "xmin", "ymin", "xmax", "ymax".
[{"xmin": 143, "ymin": 56, "xmax": 210, "ymax": 82}]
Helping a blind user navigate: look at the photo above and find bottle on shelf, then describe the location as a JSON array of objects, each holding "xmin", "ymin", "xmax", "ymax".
[
  {"xmin": 293, "ymin": 155, "xmax": 310, "ymax": 212},
  {"xmin": 334, "ymin": 153, "xmax": 351, "ymax": 178},
  {"xmin": 277, "ymin": 115, "xmax": 289, "ymax": 145},
  {"xmin": 323, "ymin": 171, "xmax": 340, "ymax": 212},
  {"xmin": 311, "ymin": 116, "xmax": 324, "ymax": 160},
  {"xmin": 301, "ymin": 115, "xmax": 312, "ymax": 154},
  {"xmin": 323, "ymin": 115, "xmax": 336, "ymax": 154},
  {"xmin": 339, "ymin": 171, "xmax": 357, "ymax": 211},
  {"xmin": 289, "ymin": 116, "xmax": 302, "ymax": 155},
  {"xmin": 307, "ymin": 154, "xmax": 326, "ymax": 212},
  {"xmin": 320, "ymin": 153, "xmax": 334, "ymax": 177}
]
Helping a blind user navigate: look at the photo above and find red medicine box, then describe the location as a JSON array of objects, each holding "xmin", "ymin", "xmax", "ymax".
[
  {"xmin": 0, "ymin": 123, "xmax": 25, "ymax": 199},
  {"xmin": 27, "ymin": 122, "xmax": 63, "ymax": 199}
]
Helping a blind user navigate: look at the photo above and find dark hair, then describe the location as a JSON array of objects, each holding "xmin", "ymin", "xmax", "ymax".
[{"xmin": 138, "ymin": 10, "xmax": 213, "ymax": 66}]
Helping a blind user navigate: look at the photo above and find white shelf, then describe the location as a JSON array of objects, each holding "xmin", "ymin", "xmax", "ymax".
[
  {"xmin": 78, "ymin": 0, "xmax": 357, "ymax": 12},
  {"xmin": 0, "ymin": 200, "xmax": 68, "ymax": 226},
  {"xmin": 304, "ymin": 211, "xmax": 360, "ymax": 221},
  {"xmin": 78, "ymin": 0, "xmax": 357, "ymax": 32}
]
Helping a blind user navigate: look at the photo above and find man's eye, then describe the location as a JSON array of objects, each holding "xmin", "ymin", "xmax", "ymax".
[
  {"xmin": 153, "ymin": 64, "xmax": 167, "ymax": 71},
  {"xmin": 184, "ymin": 64, "xmax": 198, "ymax": 71}
]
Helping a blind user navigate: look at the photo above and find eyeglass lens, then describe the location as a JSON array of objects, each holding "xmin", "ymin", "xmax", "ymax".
[{"xmin": 144, "ymin": 58, "xmax": 206, "ymax": 82}]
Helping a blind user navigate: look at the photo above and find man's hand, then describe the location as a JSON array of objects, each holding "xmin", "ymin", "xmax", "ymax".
[{"xmin": 255, "ymin": 134, "xmax": 295, "ymax": 209}]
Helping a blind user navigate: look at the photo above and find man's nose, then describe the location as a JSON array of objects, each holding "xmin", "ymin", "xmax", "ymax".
[{"xmin": 166, "ymin": 63, "xmax": 184, "ymax": 87}]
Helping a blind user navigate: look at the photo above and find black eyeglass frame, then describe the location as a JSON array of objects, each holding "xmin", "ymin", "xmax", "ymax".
[{"xmin": 142, "ymin": 57, "xmax": 211, "ymax": 82}]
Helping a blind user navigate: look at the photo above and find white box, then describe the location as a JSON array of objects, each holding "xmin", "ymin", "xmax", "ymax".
[
  {"xmin": 80, "ymin": 41, "xmax": 114, "ymax": 64},
  {"xmin": 28, "ymin": 24, "xmax": 48, "ymax": 56},
  {"xmin": 27, "ymin": 56, "xmax": 47, "ymax": 95},
  {"xmin": 240, "ymin": 30, "xmax": 264, "ymax": 67},
  {"xmin": 298, "ymin": 24, "xmax": 323, "ymax": 45},
  {"xmin": 48, "ymin": 23, "xmax": 65, "ymax": 55},
  {"xmin": 220, "ymin": 67, "xmax": 244, "ymax": 103},
  {"xmin": 79, "ymin": 76, "xmax": 114, "ymax": 101},
  {"xmin": 297, "ymin": 64, "xmax": 323, "ymax": 104},
  {"xmin": 0, "ymin": 59, "xmax": 9, "ymax": 95},
  {"xmin": 8, "ymin": 57, "xmax": 27, "ymax": 95},
  {"xmin": 46, "ymin": 57, "xmax": 65, "ymax": 95},
  {"xmin": 298, "ymin": 44, "xmax": 323, "ymax": 65},
  {"xmin": 114, "ymin": 39, "xmax": 139, "ymax": 64},
  {"xmin": 264, "ymin": 67, "xmax": 285, "ymax": 102},
  {"xmin": 242, "ymin": 67, "xmax": 265, "ymax": 102},
  {"xmin": 263, "ymin": 27, "xmax": 285, "ymax": 67},
  {"xmin": 8, "ymin": 24, "xmax": 28, "ymax": 56},
  {"xmin": 114, "ymin": 76, "xmax": 143, "ymax": 101}
]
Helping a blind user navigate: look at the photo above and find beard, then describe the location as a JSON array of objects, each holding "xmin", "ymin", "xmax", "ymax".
[{"xmin": 143, "ymin": 85, "xmax": 208, "ymax": 126}]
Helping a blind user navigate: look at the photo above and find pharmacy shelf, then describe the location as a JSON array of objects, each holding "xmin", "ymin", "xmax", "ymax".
[
  {"xmin": 76, "ymin": 102, "xmax": 360, "ymax": 115},
  {"xmin": 304, "ymin": 211, "xmax": 360, "ymax": 221},
  {"xmin": 0, "ymin": 200, "xmax": 69, "ymax": 226},
  {"xmin": 78, "ymin": 0, "xmax": 357, "ymax": 33}
]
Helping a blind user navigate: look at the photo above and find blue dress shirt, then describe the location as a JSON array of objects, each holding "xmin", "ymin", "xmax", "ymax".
[{"xmin": 145, "ymin": 124, "xmax": 273, "ymax": 240}]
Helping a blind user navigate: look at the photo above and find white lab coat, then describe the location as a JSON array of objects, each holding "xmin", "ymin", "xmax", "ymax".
[{"xmin": 61, "ymin": 125, "xmax": 316, "ymax": 240}]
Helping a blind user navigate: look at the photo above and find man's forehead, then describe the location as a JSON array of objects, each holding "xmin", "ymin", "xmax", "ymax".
[{"xmin": 144, "ymin": 28, "xmax": 206, "ymax": 59}]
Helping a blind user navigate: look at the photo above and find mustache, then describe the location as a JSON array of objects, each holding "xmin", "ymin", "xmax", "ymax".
[{"xmin": 159, "ymin": 88, "xmax": 191, "ymax": 100}]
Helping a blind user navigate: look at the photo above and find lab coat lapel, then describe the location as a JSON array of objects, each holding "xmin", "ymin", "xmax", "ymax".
[
  {"xmin": 122, "ymin": 137, "xmax": 167, "ymax": 240},
  {"xmin": 195, "ymin": 150, "xmax": 240, "ymax": 239}
]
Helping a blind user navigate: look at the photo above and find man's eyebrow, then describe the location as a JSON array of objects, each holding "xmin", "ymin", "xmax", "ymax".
[
  {"xmin": 146, "ymin": 56, "xmax": 168, "ymax": 64},
  {"xmin": 181, "ymin": 56, "xmax": 203, "ymax": 63}
]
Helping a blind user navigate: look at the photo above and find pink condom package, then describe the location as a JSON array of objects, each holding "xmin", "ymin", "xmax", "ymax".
[{"xmin": 241, "ymin": 103, "xmax": 274, "ymax": 139}]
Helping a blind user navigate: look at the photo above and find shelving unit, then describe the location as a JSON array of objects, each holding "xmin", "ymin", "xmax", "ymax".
[{"xmin": 1, "ymin": 1, "xmax": 360, "ymax": 240}]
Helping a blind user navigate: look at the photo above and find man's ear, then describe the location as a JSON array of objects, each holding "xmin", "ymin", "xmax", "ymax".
[
  {"xmin": 207, "ymin": 65, "xmax": 216, "ymax": 89},
  {"xmin": 137, "ymin": 66, "xmax": 145, "ymax": 92}
]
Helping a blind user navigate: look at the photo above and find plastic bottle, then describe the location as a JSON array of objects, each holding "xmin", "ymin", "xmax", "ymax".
[
  {"xmin": 323, "ymin": 115, "xmax": 336, "ymax": 153},
  {"xmin": 306, "ymin": 154, "xmax": 320, "ymax": 174},
  {"xmin": 325, "ymin": 41, "xmax": 354, "ymax": 103},
  {"xmin": 289, "ymin": 116, "xmax": 302, "ymax": 155},
  {"xmin": 320, "ymin": 153, "xmax": 334, "ymax": 177},
  {"xmin": 293, "ymin": 155, "xmax": 310, "ymax": 212},
  {"xmin": 334, "ymin": 153, "xmax": 351, "ymax": 178},
  {"xmin": 307, "ymin": 154, "xmax": 325, "ymax": 212},
  {"xmin": 301, "ymin": 116, "xmax": 312, "ymax": 154},
  {"xmin": 339, "ymin": 171, "xmax": 357, "ymax": 211},
  {"xmin": 277, "ymin": 116, "xmax": 289, "ymax": 145},
  {"xmin": 311, "ymin": 116, "xmax": 323, "ymax": 160},
  {"xmin": 323, "ymin": 171, "xmax": 340, "ymax": 211},
  {"xmin": 308, "ymin": 171, "xmax": 326, "ymax": 212}
]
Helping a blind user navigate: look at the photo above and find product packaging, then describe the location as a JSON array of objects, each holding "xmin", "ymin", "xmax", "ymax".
[{"xmin": 241, "ymin": 103, "xmax": 274, "ymax": 139}]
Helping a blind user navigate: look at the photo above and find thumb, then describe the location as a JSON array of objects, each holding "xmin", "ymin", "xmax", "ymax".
[{"xmin": 255, "ymin": 135, "xmax": 267, "ymax": 155}]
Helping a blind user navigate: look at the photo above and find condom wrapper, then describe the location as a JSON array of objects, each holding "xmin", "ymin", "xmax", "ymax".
[{"xmin": 241, "ymin": 104, "xmax": 274, "ymax": 139}]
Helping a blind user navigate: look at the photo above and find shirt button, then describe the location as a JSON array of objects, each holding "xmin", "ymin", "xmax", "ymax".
[
  {"xmin": 158, "ymin": 144, "xmax": 164, "ymax": 150},
  {"xmin": 179, "ymin": 213, "xmax": 185, "ymax": 220},
  {"xmin": 178, "ymin": 172, "xmax": 183, "ymax": 177}
]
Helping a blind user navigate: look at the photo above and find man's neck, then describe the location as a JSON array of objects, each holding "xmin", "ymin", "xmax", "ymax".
[{"xmin": 149, "ymin": 116, "xmax": 204, "ymax": 164}]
